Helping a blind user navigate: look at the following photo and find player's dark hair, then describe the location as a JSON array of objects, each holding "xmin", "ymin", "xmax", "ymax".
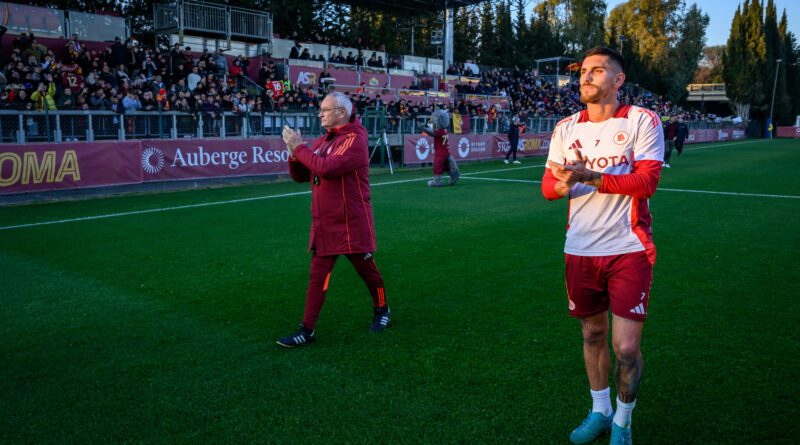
[{"xmin": 582, "ymin": 47, "xmax": 626, "ymax": 72}]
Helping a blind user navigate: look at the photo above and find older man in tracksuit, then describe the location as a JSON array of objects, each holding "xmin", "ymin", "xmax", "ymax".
[{"xmin": 277, "ymin": 92, "xmax": 390, "ymax": 348}]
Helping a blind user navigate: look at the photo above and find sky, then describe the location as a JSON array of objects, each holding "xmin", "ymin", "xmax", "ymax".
[{"xmin": 604, "ymin": 0, "xmax": 800, "ymax": 47}]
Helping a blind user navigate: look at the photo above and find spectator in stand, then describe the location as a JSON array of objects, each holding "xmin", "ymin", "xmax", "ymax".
[
  {"xmin": 125, "ymin": 37, "xmax": 141, "ymax": 72},
  {"xmin": 367, "ymin": 53, "xmax": 378, "ymax": 67},
  {"xmin": 229, "ymin": 59, "xmax": 244, "ymax": 88},
  {"xmin": 140, "ymin": 90, "xmax": 157, "ymax": 111},
  {"xmin": 169, "ymin": 43, "xmax": 185, "ymax": 78},
  {"xmin": 12, "ymin": 32, "xmax": 32, "ymax": 53},
  {"xmin": 187, "ymin": 66, "xmax": 202, "ymax": 92},
  {"xmin": 116, "ymin": 64, "xmax": 130, "ymax": 84},
  {"xmin": 206, "ymin": 58, "xmax": 218, "ymax": 77},
  {"xmin": 25, "ymin": 36, "xmax": 47, "ymax": 64},
  {"xmin": 122, "ymin": 91, "xmax": 141, "ymax": 113},
  {"xmin": 236, "ymin": 55, "xmax": 250, "ymax": 77},
  {"xmin": 345, "ymin": 51, "xmax": 356, "ymax": 65},
  {"xmin": 89, "ymin": 88, "xmax": 112, "ymax": 110},
  {"xmin": 110, "ymin": 37, "xmax": 127, "ymax": 68},
  {"xmin": 56, "ymin": 88, "xmax": 75, "ymax": 109},
  {"xmin": 142, "ymin": 55, "xmax": 158, "ymax": 78},
  {"xmin": 289, "ymin": 41, "xmax": 302, "ymax": 59},
  {"xmin": 65, "ymin": 33, "xmax": 84, "ymax": 61},
  {"xmin": 213, "ymin": 48, "xmax": 227, "ymax": 76},
  {"xmin": 31, "ymin": 78, "xmax": 57, "ymax": 111},
  {"xmin": 300, "ymin": 48, "xmax": 311, "ymax": 60},
  {"xmin": 258, "ymin": 62, "xmax": 274, "ymax": 86}
]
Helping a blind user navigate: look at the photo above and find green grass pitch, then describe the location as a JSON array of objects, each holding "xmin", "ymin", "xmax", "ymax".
[{"xmin": 1, "ymin": 139, "xmax": 799, "ymax": 443}]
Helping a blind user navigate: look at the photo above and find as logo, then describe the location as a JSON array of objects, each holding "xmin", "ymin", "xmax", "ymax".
[
  {"xmin": 141, "ymin": 147, "xmax": 165, "ymax": 174},
  {"xmin": 415, "ymin": 138, "xmax": 431, "ymax": 160},
  {"xmin": 614, "ymin": 131, "xmax": 629, "ymax": 145},
  {"xmin": 296, "ymin": 71, "xmax": 317, "ymax": 85},
  {"xmin": 457, "ymin": 137, "xmax": 470, "ymax": 158}
]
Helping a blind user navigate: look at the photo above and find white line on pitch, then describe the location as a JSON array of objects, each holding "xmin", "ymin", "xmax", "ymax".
[
  {"xmin": 0, "ymin": 176, "xmax": 438, "ymax": 231},
  {"xmin": 461, "ymin": 176, "xmax": 800, "ymax": 199},
  {"xmin": 0, "ymin": 140, "xmax": 774, "ymax": 231}
]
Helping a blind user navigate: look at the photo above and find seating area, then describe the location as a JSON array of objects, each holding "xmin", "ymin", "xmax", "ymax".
[{"xmin": 0, "ymin": 23, "xmax": 710, "ymax": 137}]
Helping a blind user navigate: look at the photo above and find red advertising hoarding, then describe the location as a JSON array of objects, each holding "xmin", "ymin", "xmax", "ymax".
[
  {"xmin": 289, "ymin": 65, "xmax": 325, "ymax": 88},
  {"xmin": 404, "ymin": 133, "xmax": 550, "ymax": 165},
  {"xmin": 776, "ymin": 127, "xmax": 800, "ymax": 138},
  {"xmin": 1, "ymin": 138, "xmax": 292, "ymax": 195},
  {"xmin": 141, "ymin": 138, "xmax": 290, "ymax": 182},
  {"xmin": 686, "ymin": 128, "xmax": 746, "ymax": 143},
  {"xmin": 0, "ymin": 141, "xmax": 141, "ymax": 195}
]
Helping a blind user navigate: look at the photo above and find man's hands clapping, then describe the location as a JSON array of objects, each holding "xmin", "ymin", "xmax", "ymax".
[
  {"xmin": 547, "ymin": 149, "xmax": 602, "ymax": 195},
  {"xmin": 282, "ymin": 125, "xmax": 303, "ymax": 158}
]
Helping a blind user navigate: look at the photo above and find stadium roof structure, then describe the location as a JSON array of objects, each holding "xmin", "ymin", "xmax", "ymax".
[{"xmin": 328, "ymin": 0, "xmax": 489, "ymax": 16}]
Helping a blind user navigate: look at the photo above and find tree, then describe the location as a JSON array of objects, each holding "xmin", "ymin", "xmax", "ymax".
[
  {"xmin": 763, "ymin": 0, "xmax": 782, "ymax": 121},
  {"xmin": 693, "ymin": 45, "xmax": 725, "ymax": 84},
  {"xmin": 562, "ymin": 0, "xmax": 606, "ymax": 54},
  {"xmin": 605, "ymin": 0, "xmax": 707, "ymax": 103},
  {"xmin": 777, "ymin": 10, "xmax": 798, "ymax": 124},
  {"xmin": 723, "ymin": 0, "xmax": 766, "ymax": 122},
  {"xmin": 667, "ymin": 4, "xmax": 709, "ymax": 101},
  {"xmin": 524, "ymin": 1, "xmax": 564, "ymax": 61},
  {"xmin": 478, "ymin": 1, "xmax": 498, "ymax": 65},
  {"xmin": 454, "ymin": 6, "xmax": 480, "ymax": 63},
  {"xmin": 496, "ymin": 1, "xmax": 516, "ymax": 67}
]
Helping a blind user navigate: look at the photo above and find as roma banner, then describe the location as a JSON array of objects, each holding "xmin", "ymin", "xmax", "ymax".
[
  {"xmin": 495, "ymin": 133, "xmax": 551, "ymax": 158},
  {"xmin": 404, "ymin": 133, "xmax": 550, "ymax": 165},
  {"xmin": 405, "ymin": 134, "xmax": 494, "ymax": 164},
  {"xmin": 0, "ymin": 141, "xmax": 141, "ymax": 195},
  {"xmin": 777, "ymin": 127, "xmax": 800, "ymax": 138},
  {"xmin": 288, "ymin": 65, "xmax": 325, "ymax": 88},
  {"xmin": 686, "ymin": 128, "xmax": 746, "ymax": 143},
  {"xmin": 140, "ymin": 138, "xmax": 291, "ymax": 182}
]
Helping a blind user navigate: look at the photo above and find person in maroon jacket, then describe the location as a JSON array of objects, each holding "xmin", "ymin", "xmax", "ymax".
[{"xmin": 276, "ymin": 92, "xmax": 391, "ymax": 348}]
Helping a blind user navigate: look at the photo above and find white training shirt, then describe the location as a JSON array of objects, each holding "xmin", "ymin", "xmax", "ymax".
[{"xmin": 547, "ymin": 105, "xmax": 665, "ymax": 256}]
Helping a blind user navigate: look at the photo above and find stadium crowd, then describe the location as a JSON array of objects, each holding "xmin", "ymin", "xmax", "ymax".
[
  {"xmin": 0, "ymin": 32, "xmax": 324, "ymax": 121},
  {"xmin": 0, "ymin": 31, "xmax": 714, "ymax": 131}
]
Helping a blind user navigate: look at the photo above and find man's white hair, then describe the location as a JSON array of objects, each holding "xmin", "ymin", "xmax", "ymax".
[{"xmin": 326, "ymin": 92, "xmax": 353, "ymax": 117}]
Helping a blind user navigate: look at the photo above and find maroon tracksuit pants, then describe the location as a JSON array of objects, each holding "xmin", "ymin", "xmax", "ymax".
[{"xmin": 303, "ymin": 252, "xmax": 387, "ymax": 329}]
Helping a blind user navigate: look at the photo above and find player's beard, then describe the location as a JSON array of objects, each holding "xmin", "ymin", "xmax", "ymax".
[{"xmin": 579, "ymin": 83, "xmax": 608, "ymax": 104}]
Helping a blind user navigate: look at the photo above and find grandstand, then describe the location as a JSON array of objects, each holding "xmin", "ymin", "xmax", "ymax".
[{"xmin": 0, "ymin": 0, "xmax": 743, "ymax": 200}]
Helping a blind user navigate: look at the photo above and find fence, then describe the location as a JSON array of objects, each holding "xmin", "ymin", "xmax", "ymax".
[
  {"xmin": 0, "ymin": 109, "xmax": 523, "ymax": 144},
  {"xmin": 0, "ymin": 109, "xmax": 741, "ymax": 145},
  {"xmin": 0, "ymin": 110, "xmax": 325, "ymax": 144}
]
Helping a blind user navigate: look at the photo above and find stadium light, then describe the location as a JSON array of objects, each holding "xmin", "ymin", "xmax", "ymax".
[{"xmin": 769, "ymin": 58, "xmax": 783, "ymax": 140}]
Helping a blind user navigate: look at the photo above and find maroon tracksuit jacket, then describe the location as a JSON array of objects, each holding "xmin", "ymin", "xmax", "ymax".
[{"xmin": 288, "ymin": 117, "xmax": 377, "ymax": 256}]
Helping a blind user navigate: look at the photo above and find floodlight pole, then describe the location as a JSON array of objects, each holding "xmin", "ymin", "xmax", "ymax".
[{"xmin": 769, "ymin": 58, "xmax": 783, "ymax": 140}]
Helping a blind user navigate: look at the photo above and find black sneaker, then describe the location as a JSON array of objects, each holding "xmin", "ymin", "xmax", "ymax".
[
  {"xmin": 370, "ymin": 306, "xmax": 391, "ymax": 332},
  {"xmin": 276, "ymin": 324, "xmax": 315, "ymax": 348}
]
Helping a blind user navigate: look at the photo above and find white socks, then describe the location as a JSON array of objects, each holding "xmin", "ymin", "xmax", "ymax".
[
  {"xmin": 613, "ymin": 396, "xmax": 636, "ymax": 428},
  {"xmin": 590, "ymin": 387, "xmax": 613, "ymax": 417}
]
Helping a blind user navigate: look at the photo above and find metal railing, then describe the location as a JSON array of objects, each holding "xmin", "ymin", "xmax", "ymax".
[
  {"xmin": 2, "ymin": 109, "xmax": 737, "ymax": 144},
  {"xmin": 0, "ymin": 109, "xmax": 528, "ymax": 144},
  {"xmin": 153, "ymin": 0, "xmax": 272, "ymax": 41},
  {"xmin": 0, "ymin": 109, "xmax": 323, "ymax": 143}
]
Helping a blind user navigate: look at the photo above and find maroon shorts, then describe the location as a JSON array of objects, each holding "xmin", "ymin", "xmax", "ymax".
[{"xmin": 564, "ymin": 251, "xmax": 653, "ymax": 322}]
